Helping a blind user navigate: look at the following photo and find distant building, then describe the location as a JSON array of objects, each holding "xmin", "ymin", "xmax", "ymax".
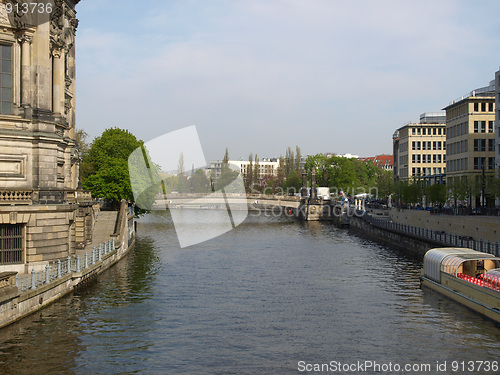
[
  {"xmin": 336, "ymin": 153, "xmax": 360, "ymax": 159},
  {"xmin": 496, "ymin": 69, "xmax": 500, "ymax": 207},
  {"xmin": 359, "ymin": 154, "xmax": 393, "ymax": 172},
  {"xmin": 392, "ymin": 113, "xmax": 447, "ymax": 183},
  {"xmin": 208, "ymin": 159, "xmax": 280, "ymax": 182},
  {"xmin": 443, "ymin": 84, "xmax": 496, "ymax": 207}
]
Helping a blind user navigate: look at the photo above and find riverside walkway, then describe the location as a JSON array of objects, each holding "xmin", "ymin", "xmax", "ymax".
[{"xmin": 0, "ymin": 201, "xmax": 135, "ymax": 329}]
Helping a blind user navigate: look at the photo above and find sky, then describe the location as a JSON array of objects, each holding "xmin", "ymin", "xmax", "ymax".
[{"xmin": 75, "ymin": 0, "xmax": 500, "ymax": 162}]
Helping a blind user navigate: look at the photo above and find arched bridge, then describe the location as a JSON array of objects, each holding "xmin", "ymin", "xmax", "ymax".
[{"xmin": 154, "ymin": 193, "xmax": 301, "ymax": 209}]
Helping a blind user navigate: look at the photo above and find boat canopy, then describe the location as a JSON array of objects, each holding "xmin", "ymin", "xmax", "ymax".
[
  {"xmin": 423, "ymin": 248, "xmax": 500, "ymax": 283},
  {"xmin": 483, "ymin": 269, "xmax": 500, "ymax": 292}
]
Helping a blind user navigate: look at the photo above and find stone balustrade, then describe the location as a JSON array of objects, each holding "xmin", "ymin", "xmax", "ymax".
[{"xmin": 0, "ymin": 190, "xmax": 33, "ymax": 204}]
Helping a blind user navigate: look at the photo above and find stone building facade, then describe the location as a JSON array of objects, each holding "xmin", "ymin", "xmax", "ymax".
[
  {"xmin": 443, "ymin": 84, "xmax": 496, "ymax": 207},
  {"xmin": 0, "ymin": 1, "xmax": 93, "ymax": 274},
  {"xmin": 392, "ymin": 114, "xmax": 447, "ymax": 183}
]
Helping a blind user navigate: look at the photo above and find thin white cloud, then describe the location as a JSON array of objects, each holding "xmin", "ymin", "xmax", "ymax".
[{"xmin": 76, "ymin": 0, "xmax": 500, "ymax": 158}]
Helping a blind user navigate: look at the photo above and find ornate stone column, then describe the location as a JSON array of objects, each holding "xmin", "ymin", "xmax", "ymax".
[
  {"xmin": 18, "ymin": 34, "xmax": 33, "ymax": 107},
  {"xmin": 311, "ymin": 168, "xmax": 317, "ymax": 200},
  {"xmin": 52, "ymin": 46, "xmax": 65, "ymax": 116},
  {"xmin": 301, "ymin": 170, "xmax": 308, "ymax": 198}
]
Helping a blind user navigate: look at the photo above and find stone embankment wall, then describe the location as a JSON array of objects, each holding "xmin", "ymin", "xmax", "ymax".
[
  {"xmin": 0, "ymin": 200, "xmax": 135, "ymax": 329},
  {"xmin": 348, "ymin": 215, "xmax": 441, "ymax": 258},
  {"xmin": 389, "ymin": 210, "xmax": 500, "ymax": 244}
]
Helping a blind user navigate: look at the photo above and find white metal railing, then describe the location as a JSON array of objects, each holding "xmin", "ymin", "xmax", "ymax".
[
  {"xmin": 363, "ymin": 214, "xmax": 500, "ymax": 257},
  {"xmin": 16, "ymin": 239, "xmax": 115, "ymax": 292}
]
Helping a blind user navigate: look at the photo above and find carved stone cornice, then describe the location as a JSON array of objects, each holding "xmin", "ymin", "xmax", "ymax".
[
  {"xmin": 15, "ymin": 33, "xmax": 33, "ymax": 45},
  {"xmin": 51, "ymin": 46, "xmax": 63, "ymax": 59}
]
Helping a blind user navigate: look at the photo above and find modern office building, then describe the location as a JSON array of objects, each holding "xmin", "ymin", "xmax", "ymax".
[
  {"xmin": 495, "ymin": 69, "xmax": 500, "ymax": 207},
  {"xmin": 443, "ymin": 84, "xmax": 496, "ymax": 207},
  {"xmin": 392, "ymin": 113, "xmax": 447, "ymax": 183}
]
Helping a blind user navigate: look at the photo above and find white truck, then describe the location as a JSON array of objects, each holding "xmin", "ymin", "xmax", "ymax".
[{"xmin": 316, "ymin": 187, "xmax": 330, "ymax": 200}]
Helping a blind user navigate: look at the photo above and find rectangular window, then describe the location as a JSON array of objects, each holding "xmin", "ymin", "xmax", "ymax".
[
  {"xmin": 474, "ymin": 121, "xmax": 478, "ymax": 133},
  {"xmin": 474, "ymin": 102, "xmax": 479, "ymax": 112},
  {"xmin": 474, "ymin": 157, "xmax": 485, "ymax": 170},
  {"xmin": 481, "ymin": 121, "xmax": 486, "ymax": 133},
  {"xmin": 433, "ymin": 128, "xmax": 436, "ymax": 135},
  {"xmin": 412, "ymin": 128, "xmax": 416, "ymax": 135},
  {"xmin": 438, "ymin": 128, "xmax": 442, "ymax": 135},
  {"xmin": 474, "ymin": 139, "xmax": 486, "ymax": 151},
  {"xmin": 489, "ymin": 157, "xmax": 495, "ymax": 170},
  {"xmin": 489, "ymin": 102, "xmax": 493, "ymax": 112},
  {"xmin": 489, "ymin": 139, "xmax": 494, "ymax": 152},
  {"xmin": 417, "ymin": 128, "xmax": 421, "ymax": 135},
  {"xmin": 488, "ymin": 121, "xmax": 494, "ymax": 132},
  {"xmin": 0, "ymin": 224, "xmax": 23, "ymax": 264},
  {"xmin": 481, "ymin": 102, "xmax": 486, "ymax": 112},
  {"xmin": 0, "ymin": 44, "xmax": 11, "ymax": 115},
  {"xmin": 422, "ymin": 128, "xmax": 426, "ymax": 135}
]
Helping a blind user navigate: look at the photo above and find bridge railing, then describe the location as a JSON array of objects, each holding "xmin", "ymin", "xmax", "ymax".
[
  {"xmin": 157, "ymin": 193, "xmax": 302, "ymax": 202},
  {"xmin": 16, "ymin": 239, "xmax": 115, "ymax": 293}
]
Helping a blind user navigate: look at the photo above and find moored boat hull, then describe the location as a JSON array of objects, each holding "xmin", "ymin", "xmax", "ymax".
[{"xmin": 420, "ymin": 275, "xmax": 500, "ymax": 324}]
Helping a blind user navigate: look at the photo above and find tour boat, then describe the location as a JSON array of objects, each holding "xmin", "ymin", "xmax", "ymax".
[{"xmin": 420, "ymin": 247, "xmax": 500, "ymax": 324}]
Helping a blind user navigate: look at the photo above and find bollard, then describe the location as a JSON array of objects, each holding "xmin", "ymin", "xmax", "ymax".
[
  {"xmin": 57, "ymin": 259, "xmax": 62, "ymax": 278},
  {"xmin": 31, "ymin": 269, "xmax": 36, "ymax": 289},
  {"xmin": 76, "ymin": 255, "xmax": 81, "ymax": 273},
  {"xmin": 45, "ymin": 264, "xmax": 50, "ymax": 284},
  {"xmin": 98, "ymin": 244, "xmax": 102, "ymax": 261},
  {"xmin": 67, "ymin": 255, "xmax": 72, "ymax": 274},
  {"xmin": 92, "ymin": 246, "xmax": 96, "ymax": 264},
  {"xmin": 84, "ymin": 252, "xmax": 88, "ymax": 269}
]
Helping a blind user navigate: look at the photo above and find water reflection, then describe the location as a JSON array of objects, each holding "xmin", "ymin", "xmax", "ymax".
[{"xmin": 0, "ymin": 211, "xmax": 499, "ymax": 374}]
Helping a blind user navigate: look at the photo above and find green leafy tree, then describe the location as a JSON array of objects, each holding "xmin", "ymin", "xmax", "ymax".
[
  {"xmin": 295, "ymin": 146, "xmax": 302, "ymax": 173},
  {"xmin": 402, "ymin": 181, "xmax": 422, "ymax": 205},
  {"xmin": 215, "ymin": 148, "xmax": 240, "ymax": 192},
  {"xmin": 426, "ymin": 183, "xmax": 447, "ymax": 206},
  {"xmin": 282, "ymin": 170, "xmax": 302, "ymax": 195},
  {"xmin": 447, "ymin": 177, "xmax": 466, "ymax": 206},
  {"xmin": 246, "ymin": 153, "xmax": 253, "ymax": 189},
  {"xmin": 304, "ymin": 154, "xmax": 331, "ymax": 186},
  {"xmin": 189, "ymin": 169, "xmax": 211, "ymax": 193},
  {"xmin": 82, "ymin": 128, "xmax": 145, "ymax": 205},
  {"xmin": 253, "ymin": 154, "xmax": 259, "ymax": 186},
  {"xmin": 375, "ymin": 169, "xmax": 393, "ymax": 200}
]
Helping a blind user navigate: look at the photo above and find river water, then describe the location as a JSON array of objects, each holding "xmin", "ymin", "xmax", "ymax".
[{"xmin": 0, "ymin": 211, "xmax": 499, "ymax": 374}]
